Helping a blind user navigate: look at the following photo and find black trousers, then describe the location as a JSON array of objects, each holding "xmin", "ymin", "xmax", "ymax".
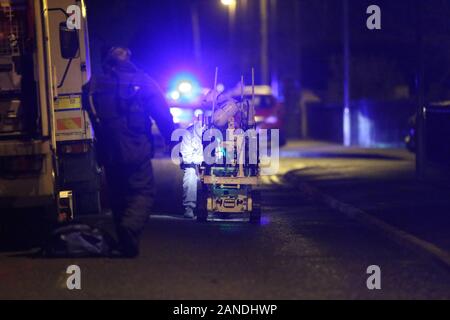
[{"xmin": 105, "ymin": 158, "xmax": 154, "ymax": 257}]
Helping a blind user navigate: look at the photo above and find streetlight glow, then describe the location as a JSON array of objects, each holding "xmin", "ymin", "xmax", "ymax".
[{"xmin": 221, "ymin": 0, "xmax": 236, "ymax": 6}]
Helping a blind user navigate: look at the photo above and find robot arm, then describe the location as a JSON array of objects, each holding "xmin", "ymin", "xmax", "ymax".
[{"xmin": 212, "ymin": 99, "xmax": 239, "ymax": 127}]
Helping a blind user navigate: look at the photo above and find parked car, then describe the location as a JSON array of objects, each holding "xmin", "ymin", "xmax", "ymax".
[{"xmin": 228, "ymin": 85, "xmax": 286, "ymax": 146}]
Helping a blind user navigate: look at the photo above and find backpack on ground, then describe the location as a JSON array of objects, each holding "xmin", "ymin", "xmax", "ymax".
[{"xmin": 41, "ymin": 223, "xmax": 115, "ymax": 258}]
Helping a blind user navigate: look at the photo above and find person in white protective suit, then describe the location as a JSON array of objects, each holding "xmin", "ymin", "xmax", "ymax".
[{"xmin": 180, "ymin": 118, "xmax": 205, "ymax": 219}]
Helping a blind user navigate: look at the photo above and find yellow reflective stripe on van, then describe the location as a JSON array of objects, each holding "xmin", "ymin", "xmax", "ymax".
[{"xmin": 54, "ymin": 95, "xmax": 81, "ymax": 110}]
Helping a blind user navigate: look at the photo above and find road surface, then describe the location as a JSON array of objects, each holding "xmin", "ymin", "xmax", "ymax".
[{"xmin": 0, "ymin": 142, "xmax": 449, "ymax": 299}]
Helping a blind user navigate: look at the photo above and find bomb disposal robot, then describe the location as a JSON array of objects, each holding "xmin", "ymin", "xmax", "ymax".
[{"xmin": 197, "ymin": 70, "xmax": 261, "ymax": 223}]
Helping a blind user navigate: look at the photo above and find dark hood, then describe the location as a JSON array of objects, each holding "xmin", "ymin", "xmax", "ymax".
[{"xmin": 103, "ymin": 60, "xmax": 138, "ymax": 75}]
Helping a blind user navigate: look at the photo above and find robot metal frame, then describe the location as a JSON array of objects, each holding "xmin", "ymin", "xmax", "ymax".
[{"xmin": 197, "ymin": 68, "xmax": 262, "ymax": 224}]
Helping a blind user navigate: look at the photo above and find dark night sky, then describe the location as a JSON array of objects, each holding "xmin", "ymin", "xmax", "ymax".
[
  {"xmin": 85, "ymin": 0, "xmax": 450, "ymax": 102},
  {"xmin": 85, "ymin": 0, "xmax": 231, "ymax": 88}
]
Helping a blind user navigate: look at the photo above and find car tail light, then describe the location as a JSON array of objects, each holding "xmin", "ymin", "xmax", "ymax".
[
  {"xmin": 0, "ymin": 155, "xmax": 43, "ymax": 175},
  {"xmin": 265, "ymin": 116, "xmax": 278, "ymax": 124},
  {"xmin": 255, "ymin": 116, "xmax": 265, "ymax": 123}
]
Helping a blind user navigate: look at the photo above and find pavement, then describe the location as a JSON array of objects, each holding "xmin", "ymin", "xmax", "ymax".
[
  {"xmin": 0, "ymin": 141, "xmax": 450, "ymax": 299},
  {"xmin": 280, "ymin": 141, "xmax": 450, "ymax": 260}
]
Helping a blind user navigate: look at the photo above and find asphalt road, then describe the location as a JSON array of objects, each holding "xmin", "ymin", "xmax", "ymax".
[{"xmin": 1, "ymin": 144, "xmax": 450, "ymax": 299}]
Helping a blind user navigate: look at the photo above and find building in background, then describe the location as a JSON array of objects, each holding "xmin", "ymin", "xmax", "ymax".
[{"xmin": 85, "ymin": 0, "xmax": 450, "ymax": 152}]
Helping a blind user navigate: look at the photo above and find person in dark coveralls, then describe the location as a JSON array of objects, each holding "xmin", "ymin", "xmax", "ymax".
[{"xmin": 82, "ymin": 47, "xmax": 174, "ymax": 257}]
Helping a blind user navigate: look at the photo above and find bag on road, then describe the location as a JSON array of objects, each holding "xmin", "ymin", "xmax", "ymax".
[{"xmin": 41, "ymin": 223, "xmax": 115, "ymax": 258}]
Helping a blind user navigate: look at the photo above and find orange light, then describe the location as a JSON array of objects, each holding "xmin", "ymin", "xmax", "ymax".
[{"xmin": 221, "ymin": 0, "xmax": 236, "ymax": 6}]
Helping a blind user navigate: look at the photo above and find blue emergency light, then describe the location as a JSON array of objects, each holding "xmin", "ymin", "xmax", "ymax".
[{"xmin": 167, "ymin": 72, "xmax": 201, "ymax": 103}]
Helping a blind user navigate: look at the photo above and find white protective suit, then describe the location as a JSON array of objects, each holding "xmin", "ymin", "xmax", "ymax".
[
  {"xmin": 179, "ymin": 91, "xmax": 238, "ymax": 218},
  {"xmin": 180, "ymin": 121, "xmax": 204, "ymax": 218}
]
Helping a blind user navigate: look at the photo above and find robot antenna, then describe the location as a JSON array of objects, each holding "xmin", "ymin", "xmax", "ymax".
[
  {"xmin": 240, "ymin": 75, "xmax": 245, "ymax": 110},
  {"xmin": 211, "ymin": 67, "xmax": 219, "ymax": 116},
  {"xmin": 251, "ymin": 68, "xmax": 255, "ymax": 110}
]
